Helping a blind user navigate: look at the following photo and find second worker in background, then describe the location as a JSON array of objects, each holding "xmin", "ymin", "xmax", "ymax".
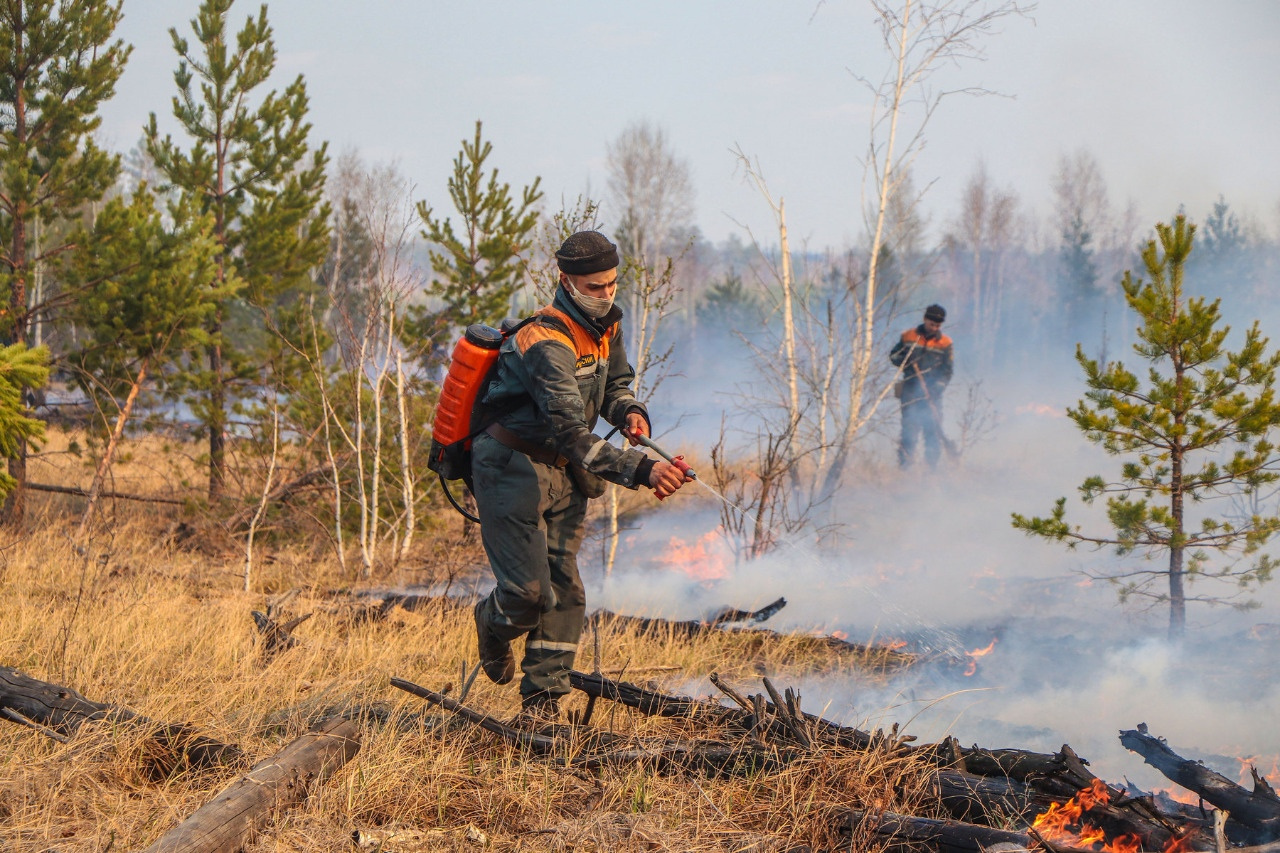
[{"xmin": 889, "ymin": 304, "xmax": 953, "ymax": 470}]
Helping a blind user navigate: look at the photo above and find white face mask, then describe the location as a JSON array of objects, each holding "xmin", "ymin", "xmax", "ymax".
[{"xmin": 565, "ymin": 278, "xmax": 615, "ymax": 319}]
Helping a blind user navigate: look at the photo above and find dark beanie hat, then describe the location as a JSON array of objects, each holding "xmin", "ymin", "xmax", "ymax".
[
  {"xmin": 556, "ymin": 230, "xmax": 620, "ymax": 275},
  {"xmin": 924, "ymin": 304, "xmax": 946, "ymax": 323}
]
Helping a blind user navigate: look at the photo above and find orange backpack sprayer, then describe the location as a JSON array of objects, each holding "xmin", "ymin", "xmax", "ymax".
[
  {"xmin": 428, "ymin": 318, "xmax": 539, "ymax": 521},
  {"xmin": 428, "ymin": 323, "xmax": 504, "ymax": 479}
]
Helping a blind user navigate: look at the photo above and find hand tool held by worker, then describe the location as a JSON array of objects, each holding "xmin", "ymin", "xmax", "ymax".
[{"xmin": 625, "ymin": 428, "xmax": 696, "ymax": 500}]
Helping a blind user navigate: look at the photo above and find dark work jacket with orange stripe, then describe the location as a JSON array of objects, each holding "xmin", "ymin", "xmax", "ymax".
[
  {"xmin": 480, "ymin": 287, "xmax": 651, "ymax": 489},
  {"xmin": 889, "ymin": 324, "xmax": 954, "ymax": 402}
]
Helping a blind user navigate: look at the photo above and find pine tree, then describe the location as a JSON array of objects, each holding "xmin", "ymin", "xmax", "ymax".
[
  {"xmin": 67, "ymin": 189, "xmax": 220, "ymax": 529},
  {"xmin": 0, "ymin": 0, "xmax": 130, "ymax": 520},
  {"xmin": 0, "ymin": 342, "xmax": 47, "ymax": 499},
  {"xmin": 1013, "ymin": 216, "xmax": 1280, "ymax": 638},
  {"xmin": 1060, "ymin": 212, "xmax": 1101, "ymax": 333},
  {"xmin": 146, "ymin": 0, "xmax": 329, "ymax": 500},
  {"xmin": 403, "ymin": 121, "xmax": 542, "ymax": 361}
]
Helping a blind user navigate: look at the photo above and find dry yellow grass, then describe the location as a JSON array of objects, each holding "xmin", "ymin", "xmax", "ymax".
[{"xmin": 0, "ymin": 432, "xmax": 937, "ymax": 852}]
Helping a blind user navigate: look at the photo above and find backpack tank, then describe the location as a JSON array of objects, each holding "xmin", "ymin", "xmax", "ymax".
[{"xmin": 432, "ymin": 324, "xmax": 504, "ymax": 449}]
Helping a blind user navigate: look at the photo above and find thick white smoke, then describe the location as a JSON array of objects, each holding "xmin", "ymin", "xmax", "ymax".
[{"xmin": 589, "ymin": 335, "xmax": 1280, "ymax": 794}]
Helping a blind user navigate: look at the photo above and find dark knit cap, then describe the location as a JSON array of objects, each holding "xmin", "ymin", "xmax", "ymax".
[
  {"xmin": 556, "ymin": 230, "xmax": 620, "ymax": 275},
  {"xmin": 924, "ymin": 304, "xmax": 947, "ymax": 323}
]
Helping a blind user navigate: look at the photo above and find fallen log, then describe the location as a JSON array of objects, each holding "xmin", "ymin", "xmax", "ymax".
[
  {"xmin": 251, "ymin": 591, "xmax": 313, "ymax": 663},
  {"xmin": 0, "ymin": 665, "xmax": 241, "ymax": 774},
  {"xmin": 140, "ymin": 716, "xmax": 360, "ymax": 853},
  {"xmin": 392, "ymin": 675, "xmax": 792, "ymax": 777},
  {"xmin": 837, "ymin": 809, "xmax": 1039, "ymax": 853},
  {"xmin": 588, "ymin": 597, "xmax": 788, "ymax": 637},
  {"xmin": 587, "ymin": 601, "xmax": 915, "ymax": 671},
  {"xmin": 390, "ymin": 676, "xmax": 562, "ymax": 755},
  {"xmin": 27, "ymin": 481, "xmax": 187, "ymax": 505},
  {"xmin": 568, "ymin": 670, "xmax": 1207, "ymax": 846},
  {"xmin": 1121, "ymin": 723, "xmax": 1280, "ymax": 838}
]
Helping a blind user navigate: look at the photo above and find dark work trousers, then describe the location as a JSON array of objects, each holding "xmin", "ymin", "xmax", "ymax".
[
  {"xmin": 471, "ymin": 431, "xmax": 588, "ymax": 700},
  {"xmin": 898, "ymin": 392, "xmax": 943, "ymax": 469}
]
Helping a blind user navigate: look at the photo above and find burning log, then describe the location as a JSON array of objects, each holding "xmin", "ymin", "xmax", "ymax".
[
  {"xmin": 0, "ymin": 665, "xmax": 241, "ymax": 774},
  {"xmin": 568, "ymin": 670, "xmax": 1213, "ymax": 848},
  {"xmin": 139, "ymin": 716, "xmax": 360, "ymax": 853},
  {"xmin": 1120, "ymin": 723, "xmax": 1280, "ymax": 839}
]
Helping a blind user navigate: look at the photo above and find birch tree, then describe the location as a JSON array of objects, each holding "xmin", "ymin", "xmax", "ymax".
[
  {"xmin": 819, "ymin": 0, "xmax": 1030, "ymax": 498},
  {"xmin": 942, "ymin": 159, "xmax": 1020, "ymax": 369},
  {"xmin": 599, "ymin": 125, "xmax": 693, "ymax": 576},
  {"xmin": 287, "ymin": 156, "xmax": 425, "ymax": 577}
]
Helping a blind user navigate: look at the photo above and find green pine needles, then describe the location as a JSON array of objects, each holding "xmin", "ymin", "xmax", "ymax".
[
  {"xmin": 404, "ymin": 120, "xmax": 543, "ymax": 361},
  {"xmin": 0, "ymin": 343, "xmax": 49, "ymax": 499},
  {"xmin": 146, "ymin": 0, "xmax": 330, "ymax": 500},
  {"xmin": 1012, "ymin": 215, "xmax": 1280, "ymax": 637}
]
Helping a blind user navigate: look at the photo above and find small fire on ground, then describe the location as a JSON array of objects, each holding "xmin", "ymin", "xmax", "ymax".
[
  {"xmin": 657, "ymin": 531, "xmax": 730, "ymax": 581},
  {"xmin": 1031, "ymin": 778, "xmax": 1197, "ymax": 853},
  {"xmin": 963, "ymin": 639, "xmax": 997, "ymax": 676}
]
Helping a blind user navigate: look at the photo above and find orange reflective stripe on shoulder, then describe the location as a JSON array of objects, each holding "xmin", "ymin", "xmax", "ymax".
[
  {"xmin": 528, "ymin": 306, "xmax": 612, "ymax": 363},
  {"xmin": 902, "ymin": 327, "xmax": 950, "ymax": 349},
  {"xmin": 514, "ymin": 317, "xmax": 573, "ymax": 354}
]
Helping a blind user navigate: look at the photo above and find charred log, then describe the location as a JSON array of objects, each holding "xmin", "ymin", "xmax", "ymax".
[
  {"xmin": 391, "ymin": 675, "xmax": 792, "ymax": 777},
  {"xmin": 588, "ymin": 597, "xmax": 787, "ymax": 638},
  {"xmin": 1121, "ymin": 723, "xmax": 1280, "ymax": 838},
  {"xmin": 251, "ymin": 593, "xmax": 313, "ymax": 663},
  {"xmin": 139, "ymin": 716, "xmax": 360, "ymax": 853},
  {"xmin": 0, "ymin": 665, "xmax": 241, "ymax": 775},
  {"xmin": 837, "ymin": 809, "xmax": 1038, "ymax": 853}
]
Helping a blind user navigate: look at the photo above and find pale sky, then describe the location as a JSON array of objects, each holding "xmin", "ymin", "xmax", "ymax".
[{"xmin": 98, "ymin": 0, "xmax": 1280, "ymax": 250}]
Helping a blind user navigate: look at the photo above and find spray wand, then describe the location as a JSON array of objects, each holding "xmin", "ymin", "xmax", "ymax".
[{"xmin": 627, "ymin": 432, "xmax": 697, "ymax": 499}]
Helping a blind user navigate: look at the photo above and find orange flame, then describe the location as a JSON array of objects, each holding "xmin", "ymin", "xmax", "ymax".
[
  {"xmin": 962, "ymin": 639, "xmax": 997, "ymax": 676},
  {"xmin": 1235, "ymin": 753, "xmax": 1280, "ymax": 787},
  {"xmin": 1030, "ymin": 779, "xmax": 1192, "ymax": 853},
  {"xmin": 656, "ymin": 531, "xmax": 729, "ymax": 581}
]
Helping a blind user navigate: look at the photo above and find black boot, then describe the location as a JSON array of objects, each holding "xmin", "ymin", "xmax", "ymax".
[
  {"xmin": 474, "ymin": 600, "xmax": 514, "ymax": 685},
  {"xmin": 514, "ymin": 692, "xmax": 561, "ymax": 725}
]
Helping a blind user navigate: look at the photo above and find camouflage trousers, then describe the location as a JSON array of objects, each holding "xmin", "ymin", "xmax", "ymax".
[{"xmin": 472, "ymin": 431, "xmax": 588, "ymax": 700}]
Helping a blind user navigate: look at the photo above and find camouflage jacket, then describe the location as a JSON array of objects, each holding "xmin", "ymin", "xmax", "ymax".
[
  {"xmin": 481, "ymin": 287, "xmax": 652, "ymax": 489},
  {"xmin": 889, "ymin": 324, "xmax": 954, "ymax": 401}
]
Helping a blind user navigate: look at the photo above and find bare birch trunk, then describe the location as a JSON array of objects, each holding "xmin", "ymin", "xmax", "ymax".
[
  {"xmin": 354, "ymin": 336, "xmax": 371, "ymax": 578},
  {"xmin": 395, "ymin": 351, "xmax": 414, "ymax": 560},
  {"xmin": 604, "ymin": 484, "xmax": 620, "ymax": 577},
  {"xmin": 779, "ymin": 199, "xmax": 799, "ymax": 425},
  {"xmin": 244, "ymin": 399, "xmax": 280, "ymax": 593}
]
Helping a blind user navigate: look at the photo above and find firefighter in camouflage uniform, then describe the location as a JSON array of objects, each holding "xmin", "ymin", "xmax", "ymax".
[
  {"xmin": 889, "ymin": 304, "xmax": 953, "ymax": 469},
  {"xmin": 471, "ymin": 231, "xmax": 691, "ymax": 721}
]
